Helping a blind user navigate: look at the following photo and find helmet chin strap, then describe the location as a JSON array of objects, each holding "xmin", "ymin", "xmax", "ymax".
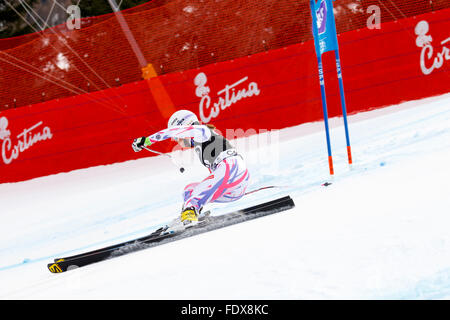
[
  {"xmin": 181, "ymin": 138, "xmax": 193, "ymax": 148},
  {"xmin": 174, "ymin": 137, "xmax": 192, "ymax": 148}
]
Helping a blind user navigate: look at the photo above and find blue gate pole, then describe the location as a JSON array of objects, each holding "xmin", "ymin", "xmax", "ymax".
[
  {"xmin": 334, "ymin": 49, "xmax": 353, "ymax": 165},
  {"xmin": 317, "ymin": 55, "xmax": 334, "ymax": 176}
]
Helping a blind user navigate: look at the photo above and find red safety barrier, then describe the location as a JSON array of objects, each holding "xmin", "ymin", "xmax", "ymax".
[
  {"xmin": 1, "ymin": 8, "xmax": 449, "ymax": 183},
  {"xmin": 2, "ymin": 0, "xmax": 449, "ymax": 111}
]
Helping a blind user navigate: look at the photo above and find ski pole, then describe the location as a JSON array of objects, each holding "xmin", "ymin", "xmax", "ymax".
[
  {"xmin": 143, "ymin": 146, "xmax": 185, "ymax": 173},
  {"xmin": 244, "ymin": 182, "xmax": 333, "ymax": 196}
]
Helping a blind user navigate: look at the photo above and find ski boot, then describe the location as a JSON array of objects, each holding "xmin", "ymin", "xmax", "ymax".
[
  {"xmin": 162, "ymin": 207, "xmax": 208, "ymax": 235},
  {"xmin": 181, "ymin": 206, "xmax": 199, "ymax": 225}
]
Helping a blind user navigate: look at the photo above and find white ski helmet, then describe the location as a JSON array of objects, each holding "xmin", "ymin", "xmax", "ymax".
[{"xmin": 167, "ymin": 110, "xmax": 199, "ymax": 128}]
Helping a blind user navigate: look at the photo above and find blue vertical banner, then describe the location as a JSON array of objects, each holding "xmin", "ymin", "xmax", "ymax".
[
  {"xmin": 310, "ymin": 0, "xmax": 353, "ymax": 176},
  {"xmin": 311, "ymin": 0, "xmax": 339, "ymax": 56}
]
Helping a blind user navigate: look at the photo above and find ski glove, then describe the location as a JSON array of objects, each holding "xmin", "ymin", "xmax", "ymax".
[{"xmin": 132, "ymin": 136, "xmax": 150, "ymax": 152}]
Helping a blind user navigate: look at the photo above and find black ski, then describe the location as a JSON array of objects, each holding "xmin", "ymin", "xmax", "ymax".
[{"xmin": 47, "ymin": 195, "xmax": 295, "ymax": 273}]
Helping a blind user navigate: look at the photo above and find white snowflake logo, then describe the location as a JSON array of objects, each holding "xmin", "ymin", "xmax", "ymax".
[
  {"xmin": 194, "ymin": 72, "xmax": 210, "ymax": 98},
  {"xmin": 415, "ymin": 21, "xmax": 433, "ymax": 48},
  {"xmin": 0, "ymin": 117, "xmax": 11, "ymax": 140}
]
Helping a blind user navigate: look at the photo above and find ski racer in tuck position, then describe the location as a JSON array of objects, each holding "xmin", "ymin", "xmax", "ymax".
[{"xmin": 132, "ymin": 110, "xmax": 250, "ymax": 228}]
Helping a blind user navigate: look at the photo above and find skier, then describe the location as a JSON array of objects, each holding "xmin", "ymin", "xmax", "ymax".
[{"xmin": 132, "ymin": 110, "xmax": 250, "ymax": 227}]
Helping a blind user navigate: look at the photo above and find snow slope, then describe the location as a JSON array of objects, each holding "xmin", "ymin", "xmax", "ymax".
[{"xmin": 1, "ymin": 93, "xmax": 450, "ymax": 299}]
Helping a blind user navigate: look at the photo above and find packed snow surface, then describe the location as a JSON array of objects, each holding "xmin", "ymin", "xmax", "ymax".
[{"xmin": 1, "ymin": 93, "xmax": 450, "ymax": 299}]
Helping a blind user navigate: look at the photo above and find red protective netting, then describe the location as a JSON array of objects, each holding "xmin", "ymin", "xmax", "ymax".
[
  {"xmin": 1, "ymin": 0, "xmax": 449, "ymax": 111},
  {"xmin": 0, "ymin": 0, "xmax": 169, "ymax": 51}
]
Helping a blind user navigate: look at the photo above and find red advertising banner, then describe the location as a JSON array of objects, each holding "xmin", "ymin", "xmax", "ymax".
[{"xmin": 1, "ymin": 9, "xmax": 449, "ymax": 183}]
